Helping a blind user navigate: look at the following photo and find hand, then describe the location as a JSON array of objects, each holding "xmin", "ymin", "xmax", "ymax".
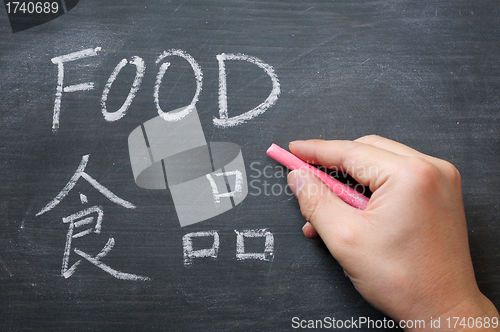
[{"xmin": 287, "ymin": 135, "xmax": 499, "ymax": 331}]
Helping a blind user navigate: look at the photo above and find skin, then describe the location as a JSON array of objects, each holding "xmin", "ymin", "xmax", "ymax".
[{"xmin": 286, "ymin": 135, "xmax": 499, "ymax": 331}]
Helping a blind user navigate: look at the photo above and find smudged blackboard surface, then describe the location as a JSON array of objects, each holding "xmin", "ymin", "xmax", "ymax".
[{"xmin": 1, "ymin": 1, "xmax": 499, "ymax": 331}]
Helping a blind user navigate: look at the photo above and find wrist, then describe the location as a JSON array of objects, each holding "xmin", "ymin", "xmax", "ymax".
[
  {"xmin": 449, "ymin": 294, "xmax": 499, "ymax": 332},
  {"xmin": 404, "ymin": 292, "xmax": 499, "ymax": 332}
]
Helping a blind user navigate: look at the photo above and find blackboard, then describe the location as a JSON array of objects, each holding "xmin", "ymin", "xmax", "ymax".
[{"xmin": 1, "ymin": 1, "xmax": 499, "ymax": 331}]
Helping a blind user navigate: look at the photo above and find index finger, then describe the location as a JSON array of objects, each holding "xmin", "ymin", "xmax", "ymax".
[
  {"xmin": 288, "ymin": 139, "xmax": 404, "ymax": 191},
  {"xmin": 355, "ymin": 135, "xmax": 445, "ymax": 165}
]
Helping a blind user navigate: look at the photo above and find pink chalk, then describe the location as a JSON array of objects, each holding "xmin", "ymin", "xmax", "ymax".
[{"xmin": 266, "ymin": 143, "xmax": 369, "ymax": 210}]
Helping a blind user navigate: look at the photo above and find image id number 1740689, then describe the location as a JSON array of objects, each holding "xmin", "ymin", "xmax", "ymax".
[{"xmin": 5, "ymin": 2, "xmax": 59, "ymax": 14}]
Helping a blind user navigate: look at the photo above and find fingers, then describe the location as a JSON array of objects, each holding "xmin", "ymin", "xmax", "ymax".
[
  {"xmin": 287, "ymin": 169, "xmax": 364, "ymax": 253},
  {"xmin": 354, "ymin": 135, "xmax": 444, "ymax": 164},
  {"xmin": 302, "ymin": 222, "xmax": 319, "ymax": 239},
  {"xmin": 355, "ymin": 135, "xmax": 421, "ymax": 155},
  {"xmin": 289, "ymin": 139, "xmax": 403, "ymax": 192}
]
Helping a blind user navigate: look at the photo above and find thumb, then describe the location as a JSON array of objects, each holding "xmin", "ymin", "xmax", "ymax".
[{"xmin": 287, "ymin": 169, "xmax": 364, "ymax": 254}]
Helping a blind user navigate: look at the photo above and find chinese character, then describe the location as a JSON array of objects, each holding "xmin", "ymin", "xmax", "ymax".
[{"xmin": 37, "ymin": 155, "xmax": 150, "ymax": 281}]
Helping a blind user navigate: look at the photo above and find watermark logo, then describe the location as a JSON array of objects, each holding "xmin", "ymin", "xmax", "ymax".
[
  {"xmin": 3, "ymin": 0, "xmax": 79, "ymax": 33},
  {"xmin": 249, "ymin": 162, "xmax": 375, "ymax": 198},
  {"xmin": 128, "ymin": 106, "xmax": 248, "ymax": 227}
]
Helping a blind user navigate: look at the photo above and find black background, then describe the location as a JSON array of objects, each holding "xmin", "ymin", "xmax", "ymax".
[{"xmin": 1, "ymin": 1, "xmax": 499, "ymax": 331}]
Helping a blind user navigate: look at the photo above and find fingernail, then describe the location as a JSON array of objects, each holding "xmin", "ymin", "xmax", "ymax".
[
  {"xmin": 302, "ymin": 222, "xmax": 313, "ymax": 237},
  {"xmin": 287, "ymin": 170, "xmax": 305, "ymax": 198},
  {"xmin": 289, "ymin": 140, "xmax": 304, "ymax": 146}
]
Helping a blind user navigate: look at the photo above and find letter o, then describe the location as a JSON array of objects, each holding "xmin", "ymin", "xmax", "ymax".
[
  {"xmin": 101, "ymin": 56, "xmax": 145, "ymax": 122},
  {"xmin": 154, "ymin": 49, "xmax": 203, "ymax": 121}
]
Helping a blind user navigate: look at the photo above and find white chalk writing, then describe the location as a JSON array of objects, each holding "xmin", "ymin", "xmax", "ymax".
[
  {"xmin": 154, "ymin": 49, "xmax": 203, "ymax": 122},
  {"xmin": 36, "ymin": 154, "xmax": 135, "ymax": 216},
  {"xmin": 51, "ymin": 47, "xmax": 101, "ymax": 133},
  {"xmin": 101, "ymin": 56, "xmax": 145, "ymax": 122},
  {"xmin": 235, "ymin": 229, "xmax": 274, "ymax": 261},
  {"xmin": 36, "ymin": 155, "xmax": 148, "ymax": 281},
  {"xmin": 182, "ymin": 230, "xmax": 275, "ymax": 266},
  {"xmin": 214, "ymin": 53, "xmax": 280, "ymax": 128},
  {"xmin": 205, "ymin": 170, "xmax": 243, "ymax": 205},
  {"xmin": 182, "ymin": 231, "xmax": 219, "ymax": 266},
  {"xmin": 50, "ymin": 48, "xmax": 280, "ymax": 131}
]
